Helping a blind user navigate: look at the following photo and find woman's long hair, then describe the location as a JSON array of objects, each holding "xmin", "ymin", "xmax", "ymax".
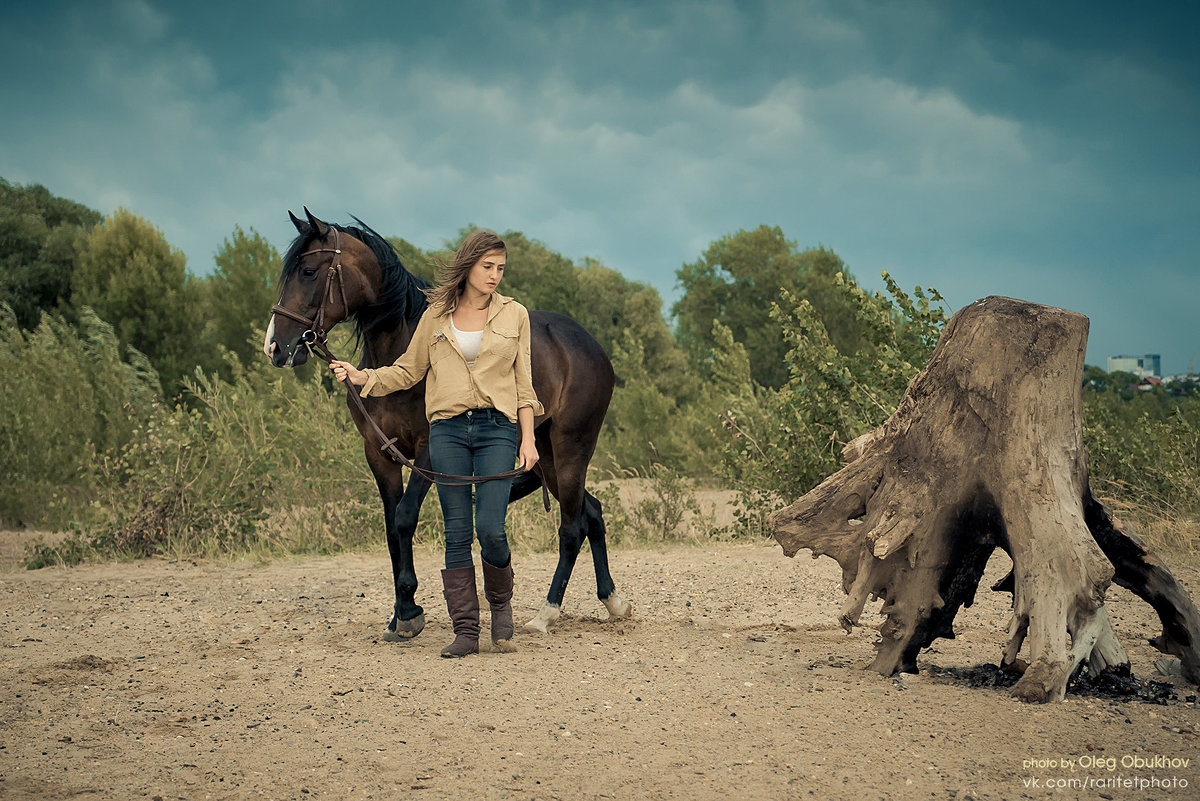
[{"xmin": 425, "ymin": 229, "xmax": 506, "ymax": 314}]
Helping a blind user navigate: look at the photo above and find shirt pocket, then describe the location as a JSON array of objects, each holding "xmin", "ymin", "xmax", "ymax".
[
  {"xmin": 490, "ymin": 326, "xmax": 519, "ymax": 361},
  {"xmin": 430, "ymin": 331, "xmax": 457, "ymax": 364}
]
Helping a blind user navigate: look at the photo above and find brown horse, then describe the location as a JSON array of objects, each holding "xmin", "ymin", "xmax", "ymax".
[{"xmin": 264, "ymin": 209, "xmax": 632, "ymax": 639}]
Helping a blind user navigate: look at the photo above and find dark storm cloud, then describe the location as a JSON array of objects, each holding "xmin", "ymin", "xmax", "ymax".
[{"xmin": 2, "ymin": 0, "xmax": 1196, "ymax": 372}]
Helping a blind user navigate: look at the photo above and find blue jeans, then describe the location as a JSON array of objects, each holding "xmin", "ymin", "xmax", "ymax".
[{"xmin": 428, "ymin": 409, "xmax": 518, "ymax": 570}]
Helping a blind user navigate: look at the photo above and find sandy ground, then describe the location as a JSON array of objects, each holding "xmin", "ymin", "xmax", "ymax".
[{"xmin": 1, "ymin": 533, "xmax": 1198, "ymax": 801}]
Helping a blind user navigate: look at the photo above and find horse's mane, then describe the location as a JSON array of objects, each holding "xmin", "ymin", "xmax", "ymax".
[{"xmin": 279, "ymin": 217, "xmax": 431, "ymax": 344}]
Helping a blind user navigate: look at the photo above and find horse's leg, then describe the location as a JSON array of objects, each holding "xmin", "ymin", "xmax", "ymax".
[
  {"xmin": 523, "ymin": 453, "xmax": 589, "ymax": 634},
  {"xmin": 375, "ymin": 448, "xmax": 433, "ymax": 641},
  {"xmin": 583, "ymin": 490, "xmax": 633, "ymax": 622}
]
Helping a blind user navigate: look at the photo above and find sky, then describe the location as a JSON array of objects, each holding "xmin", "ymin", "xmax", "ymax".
[{"xmin": 2, "ymin": 0, "xmax": 1197, "ymax": 374}]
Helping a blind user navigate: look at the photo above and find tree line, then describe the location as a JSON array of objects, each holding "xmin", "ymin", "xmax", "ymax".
[{"xmin": 2, "ymin": 177, "xmax": 1195, "ymax": 563}]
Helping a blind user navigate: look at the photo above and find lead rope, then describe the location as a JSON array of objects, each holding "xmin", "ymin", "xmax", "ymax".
[{"xmin": 307, "ymin": 336, "xmax": 551, "ymax": 511}]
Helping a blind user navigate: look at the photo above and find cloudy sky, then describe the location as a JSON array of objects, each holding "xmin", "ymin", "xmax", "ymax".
[{"xmin": 3, "ymin": 0, "xmax": 1197, "ymax": 374}]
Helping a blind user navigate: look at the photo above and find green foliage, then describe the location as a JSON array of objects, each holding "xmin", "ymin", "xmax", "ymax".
[
  {"xmin": 73, "ymin": 208, "xmax": 205, "ymax": 395},
  {"xmin": 200, "ymin": 226, "xmax": 280, "ymax": 375},
  {"xmin": 28, "ymin": 348, "xmax": 384, "ymax": 564},
  {"xmin": 1098, "ymin": 370, "xmax": 1143, "ymax": 399},
  {"xmin": 1085, "ymin": 390, "xmax": 1200, "ymax": 520},
  {"xmin": 386, "ymin": 236, "xmax": 437, "ymax": 284},
  {"xmin": 25, "ymin": 530, "xmax": 94, "ymax": 570},
  {"xmin": 714, "ymin": 271, "xmax": 947, "ymax": 532},
  {"xmin": 1080, "ymin": 366, "xmax": 1200, "ymax": 529},
  {"xmin": 628, "ymin": 464, "xmax": 704, "ymax": 542},
  {"xmin": 0, "ymin": 305, "xmax": 159, "ymax": 527},
  {"xmin": 5, "ymin": 187, "xmax": 1194, "ymax": 563},
  {"xmin": 586, "ymin": 481, "xmax": 634, "ymax": 547},
  {"xmin": 672, "ymin": 226, "xmax": 863, "ymax": 389},
  {"xmin": 598, "ymin": 329, "xmax": 715, "ymax": 474},
  {"xmin": 437, "ymin": 228, "xmax": 714, "ymax": 473},
  {"xmin": 0, "ymin": 178, "xmax": 101, "ymax": 328},
  {"xmin": 495, "ymin": 231, "xmax": 678, "ymax": 366},
  {"xmin": 495, "ymin": 230, "xmax": 581, "ymax": 320}
]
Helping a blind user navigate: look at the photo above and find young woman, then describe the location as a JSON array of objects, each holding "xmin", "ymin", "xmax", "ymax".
[{"xmin": 331, "ymin": 230, "xmax": 542, "ymax": 658}]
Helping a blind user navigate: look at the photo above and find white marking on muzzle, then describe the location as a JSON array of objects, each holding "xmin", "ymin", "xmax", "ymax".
[{"xmin": 264, "ymin": 316, "xmax": 277, "ymax": 357}]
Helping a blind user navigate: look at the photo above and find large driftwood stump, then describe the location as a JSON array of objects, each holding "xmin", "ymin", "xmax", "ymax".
[{"xmin": 769, "ymin": 296, "xmax": 1200, "ymax": 703}]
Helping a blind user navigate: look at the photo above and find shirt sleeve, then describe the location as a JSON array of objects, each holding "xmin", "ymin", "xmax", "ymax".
[
  {"xmin": 360, "ymin": 308, "xmax": 434, "ymax": 397},
  {"xmin": 515, "ymin": 305, "xmax": 545, "ymax": 416}
]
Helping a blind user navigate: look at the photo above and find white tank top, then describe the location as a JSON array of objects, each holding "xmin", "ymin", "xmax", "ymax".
[{"xmin": 450, "ymin": 318, "xmax": 484, "ymax": 369}]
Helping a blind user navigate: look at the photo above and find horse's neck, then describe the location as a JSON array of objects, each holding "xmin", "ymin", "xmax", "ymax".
[{"xmin": 361, "ymin": 317, "xmax": 418, "ymax": 369}]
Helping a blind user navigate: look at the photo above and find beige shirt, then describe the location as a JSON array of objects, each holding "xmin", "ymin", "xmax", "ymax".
[{"xmin": 359, "ymin": 293, "xmax": 544, "ymax": 424}]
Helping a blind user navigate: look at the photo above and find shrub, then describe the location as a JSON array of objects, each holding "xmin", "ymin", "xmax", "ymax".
[
  {"xmin": 0, "ymin": 305, "xmax": 158, "ymax": 527},
  {"xmin": 1085, "ymin": 391, "xmax": 1200, "ymax": 521},
  {"xmin": 28, "ymin": 341, "xmax": 380, "ymax": 564},
  {"xmin": 713, "ymin": 272, "xmax": 946, "ymax": 534}
]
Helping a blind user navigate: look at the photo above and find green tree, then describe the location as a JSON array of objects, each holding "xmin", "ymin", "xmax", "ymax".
[
  {"xmin": 574, "ymin": 260, "xmax": 681, "ymax": 373},
  {"xmin": 715, "ymin": 272, "xmax": 947, "ymax": 529},
  {"xmin": 0, "ymin": 178, "xmax": 101, "ymax": 328},
  {"xmin": 386, "ymin": 236, "xmax": 436, "ymax": 284},
  {"xmin": 1083, "ymin": 364, "xmax": 1113, "ymax": 392},
  {"xmin": 490, "ymin": 230, "xmax": 581, "ymax": 321},
  {"xmin": 673, "ymin": 226, "xmax": 862, "ymax": 389},
  {"xmin": 431, "ymin": 227, "xmax": 682, "ymax": 370},
  {"xmin": 73, "ymin": 209, "xmax": 203, "ymax": 394},
  {"xmin": 201, "ymin": 226, "xmax": 280, "ymax": 371}
]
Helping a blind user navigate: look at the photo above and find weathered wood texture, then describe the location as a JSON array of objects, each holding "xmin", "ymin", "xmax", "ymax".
[{"xmin": 769, "ymin": 296, "xmax": 1200, "ymax": 702}]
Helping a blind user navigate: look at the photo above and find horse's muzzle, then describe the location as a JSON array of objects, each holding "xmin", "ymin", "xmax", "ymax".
[{"xmin": 268, "ymin": 338, "xmax": 309, "ymax": 368}]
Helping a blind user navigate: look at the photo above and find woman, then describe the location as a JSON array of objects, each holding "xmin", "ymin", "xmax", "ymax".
[{"xmin": 331, "ymin": 230, "xmax": 542, "ymax": 658}]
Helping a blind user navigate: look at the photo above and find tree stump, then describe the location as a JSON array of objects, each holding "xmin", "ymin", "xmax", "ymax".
[{"xmin": 768, "ymin": 296, "xmax": 1200, "ymax": 703}]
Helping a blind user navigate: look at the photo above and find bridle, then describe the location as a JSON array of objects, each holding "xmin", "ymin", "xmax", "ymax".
[
  {"xmin": 270, "ymin": 226, "xmax": 348, "ymax": 350},
  {"xmin": 269, "ymin": 226, "xmax": 549, "ymax": 507}
]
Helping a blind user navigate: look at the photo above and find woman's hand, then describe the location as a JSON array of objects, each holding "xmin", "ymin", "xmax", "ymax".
[
  {"xmin": 330, "ymin": 360, "xmax": 367, "ymax": 386},
  {"xmin": 518, "ymin": 438, "xmax": 540, "ymax": 472}
]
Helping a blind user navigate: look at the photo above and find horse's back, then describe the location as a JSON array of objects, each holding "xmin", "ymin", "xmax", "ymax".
[{"xmin": 528, "ymin": 310, "xmax": 614, "ymax": 426}]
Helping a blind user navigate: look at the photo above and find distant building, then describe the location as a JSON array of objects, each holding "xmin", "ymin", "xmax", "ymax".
[
  {"xmin": 1137, "ymin": 376, "xmax": 1165, "ymax": 391},
  {"xmin": 1107, "ymin": 354, "xmax": 1161, "ymax": 378}
]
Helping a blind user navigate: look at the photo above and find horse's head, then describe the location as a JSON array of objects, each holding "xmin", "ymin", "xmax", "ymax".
[{"xmin": 265, "ymin": 208, "xmax": 382, "ymax": 368}]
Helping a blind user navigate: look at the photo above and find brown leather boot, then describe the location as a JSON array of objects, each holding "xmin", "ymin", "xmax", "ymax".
[
  {"xmin": 482, "ymin": 558, "xmax": 516, "ymax": 652},
  {"xmin": 439, "ymin": 567, "xmax": 480, "ymax": 658}
]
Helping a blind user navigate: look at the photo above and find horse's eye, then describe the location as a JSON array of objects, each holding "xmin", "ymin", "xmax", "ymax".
[{"xmin": 301, "ymin": 266, "xmax": 318, "ymax": 279}]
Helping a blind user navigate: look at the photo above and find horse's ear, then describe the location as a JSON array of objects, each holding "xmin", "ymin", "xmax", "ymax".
[
  {"xmin": 304, "ymin": 206, "xmax": 329, "ymax": 238},
  {"xmin": 289, "ymin": 210, "xmax": 307, "ymax": 234}
]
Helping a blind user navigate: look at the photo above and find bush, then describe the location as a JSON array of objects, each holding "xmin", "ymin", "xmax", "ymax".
[
  {"xmin": 1085, "ymin": 391, "xmax": 1200, "ymax": 521},
  {"xmin": 28, "ymin": 339, "xmax": 383, "ymax": 564},
  {"xmin": 596, "ymin": 330, "xmax": 719, "ymax": 476},
  {"xmin": 0, "ymin": 305, "xmax": 158, "ymax": 527},
  {"xmin": 713, "ymin": 272, "xmax": 946, "ymax": 533}
]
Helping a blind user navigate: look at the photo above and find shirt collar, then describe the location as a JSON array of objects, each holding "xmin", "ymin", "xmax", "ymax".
[{"xmin": 486, "ymin": 291, "xmax": 512, "ymax": 323}]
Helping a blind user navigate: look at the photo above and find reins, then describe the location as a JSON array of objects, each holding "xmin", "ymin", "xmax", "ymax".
[{"xmin": 271, "ymin": 227, "xmax": 550, "ymax": 511}]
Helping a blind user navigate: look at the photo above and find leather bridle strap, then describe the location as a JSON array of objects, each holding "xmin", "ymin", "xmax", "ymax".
[{"xmin": 270, "ymin": 227, "xmax": 348, "ymax": 346}]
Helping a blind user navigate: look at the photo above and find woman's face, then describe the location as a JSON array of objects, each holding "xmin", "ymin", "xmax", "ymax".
[{"xmin": 466, "ymin": 248, "xmax": 506, "ymax": 297}]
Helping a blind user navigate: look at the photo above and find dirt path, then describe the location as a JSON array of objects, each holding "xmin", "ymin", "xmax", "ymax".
[{"xmin": 1, "ymin": 540, "xmax": 1197, "ymax": 800}]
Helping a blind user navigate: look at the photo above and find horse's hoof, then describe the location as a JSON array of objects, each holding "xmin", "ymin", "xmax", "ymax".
[
  {"xmin": 523, "ymin": 603, "xmax": 561, "ymax": 634},
  {"xmin": 601, "ymin": 594, "xmax": 633, "ymax": 622},
  {"xmin": 382, "ymin": 611, "xmax": 426, "ymax": 641}
]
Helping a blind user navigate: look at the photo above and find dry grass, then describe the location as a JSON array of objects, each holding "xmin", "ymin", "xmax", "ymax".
[
  {"xmin": 18, "ymin": 481, "xmax": 1196, "ymax": 574},
  {"xmin": 1100, "ymin": 491, "xmax": 1200, "ymax": 568},
  {"xmin": 1127, "ymin": 516, "xmax": 1200, "ymax": 565}
]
